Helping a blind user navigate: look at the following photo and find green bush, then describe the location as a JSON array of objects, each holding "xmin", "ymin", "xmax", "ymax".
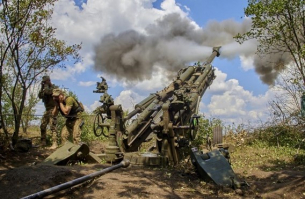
[
  {"xmin": 192, "ymin": 116, "xmax": 223, "ymax": 149},
  {"xmin": 249, "ymin": 124, "xmax": 305, "ymax": 149}
]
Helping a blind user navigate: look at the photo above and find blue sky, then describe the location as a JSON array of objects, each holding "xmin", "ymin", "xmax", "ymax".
[{"xmin": 36, "ymin": 0, "xmax": 276, "ymax": 126}]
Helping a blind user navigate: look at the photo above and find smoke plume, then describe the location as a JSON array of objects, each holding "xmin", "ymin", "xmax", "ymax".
[{"xmin": 93, "ymin": 13, "xmax": 292, "ymax": 85}]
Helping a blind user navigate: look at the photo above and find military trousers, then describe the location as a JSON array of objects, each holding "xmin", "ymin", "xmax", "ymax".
[
  {"xmin": 40, "ymin": 109, "xmax": 57, "ymax": 142},
  {"xmin": 61, "ymin": 117, "xmax": 82, "ymax": 145}
]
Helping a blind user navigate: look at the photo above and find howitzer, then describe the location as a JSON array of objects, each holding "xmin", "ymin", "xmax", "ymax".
[
  {"xmin": 20, "ymin": 160, "xmax": 130, "ymax": 199},
  {"xmin": 92, "ymin": 46, "xmax": 248, "ymax": 187},
  {"xmin": 94, "ymin": 47, "xmax": 220, "ymax": 164}
]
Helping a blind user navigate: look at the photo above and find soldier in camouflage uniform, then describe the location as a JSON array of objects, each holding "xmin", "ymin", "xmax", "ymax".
[
  {"xmin": 38, "ymin": 76, "xmax": 58, "ymax": 148},
  {"xmin": 52, "ymin": 89, "xmax": 84, "ymax": 145}
]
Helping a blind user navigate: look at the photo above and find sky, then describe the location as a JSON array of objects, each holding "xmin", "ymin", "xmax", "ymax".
[{"xmin": 35, "ymin": 0, "xmax": 279, "ymax": 126}]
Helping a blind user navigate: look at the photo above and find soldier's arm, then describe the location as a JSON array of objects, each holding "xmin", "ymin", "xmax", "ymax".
[
  {"xmin": 52, "ymin": 105, "xmax": 59, "ymax": 116},
  {"xmin": 59, "ymin": 96, "xmax": 73, "ymax": 116},
  {"xmin": 59, "ymin": 103, "xmax": 72, "ymax": 116}
]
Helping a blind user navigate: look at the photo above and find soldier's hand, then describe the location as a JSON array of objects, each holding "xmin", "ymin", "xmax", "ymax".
[
  {"xmin": 53, "ymin": 99, "xmax": 59, "ymax": 105},
  {"xmin": 59, "ymin": 95, "xmax": 64, "ymax": 103}
]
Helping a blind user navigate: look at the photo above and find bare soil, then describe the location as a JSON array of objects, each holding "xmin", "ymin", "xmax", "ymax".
[{"xmin": 0, "ymin": 141, "xmax": 305, "ymax": 199}]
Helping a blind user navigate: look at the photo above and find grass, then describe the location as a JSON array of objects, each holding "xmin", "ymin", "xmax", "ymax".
[
  {"xmin": 230, "ymin": 139, "xmax": 305, "ymax": 173},
  {"xmin": 8, "ymin": 124, "xmax": 108, "ymax": 146}
]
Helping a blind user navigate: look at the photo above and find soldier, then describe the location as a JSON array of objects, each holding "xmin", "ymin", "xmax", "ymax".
[
  {"xmin": 38, "ymin": 76, "xmax": 58, "ymax": 148},
  {"xmin": 52, "ymin": 89, "xmax": 84, "ymax": 145}
]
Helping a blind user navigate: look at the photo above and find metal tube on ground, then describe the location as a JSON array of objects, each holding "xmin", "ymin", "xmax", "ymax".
[{"xmin": 21, "ymin": 160, "xmax": 130, "ymax": 199}]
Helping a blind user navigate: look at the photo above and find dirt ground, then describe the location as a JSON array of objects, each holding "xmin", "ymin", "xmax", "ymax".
[{"xmin": 0, "ymin": 141, "xmax": 305, "ymax": 199}]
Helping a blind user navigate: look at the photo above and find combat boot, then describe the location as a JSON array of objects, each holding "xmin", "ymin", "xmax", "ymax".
[{"xmin": 49, "ymin": 141, "xmax": 58, "ymax": 149}]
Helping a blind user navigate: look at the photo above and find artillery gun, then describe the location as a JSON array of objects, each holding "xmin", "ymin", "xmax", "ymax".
[
  {"xmin": 92, "ymin": 47, "xmax": 247, "ymax": 187},
  {"xmin": 94, "ymin": 47, "xmax": 220, "ymax": 164}
]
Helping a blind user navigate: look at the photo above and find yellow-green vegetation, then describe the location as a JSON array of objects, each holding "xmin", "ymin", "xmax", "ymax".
[
  {"xmin": 79, "ymin": 114, "xmax": 108, "ymax": 143},
  {"xmin": 191, "ymin": 117, "xmax": 305, "ymax": 174},
  {"xmin": 11, "ymin": 112, "xmax": 108, "ymax": 146},
  {"xmin": 231, "ymin": 144, "xmax": 305, "ymax": 172},
  {"xmin": 227, "ymin": 127, "xmax": 305, "ymax": 173}
]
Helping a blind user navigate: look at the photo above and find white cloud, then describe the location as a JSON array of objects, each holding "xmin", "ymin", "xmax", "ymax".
[
  {"xmin": 240, "ymin": 55, "xmax": 254, "ymax": 71},
  {"xmin": 114, "ymin": 90, "xmax": 144, "ymax": 111},
  {"xmin": 51, "ymin": 53, "xmax": 92, "ymax": 81},
  {"xmin": 161, "ymin": 0, "xmax": 188, "ymax": 16},
  {"xmin": 209, "ymin": 68, "xmax": 235, "ymax": 93},
  {"xmin": 51, "ymin": 0, "xmax": 182, "ymax": 54},
  {"xmin": 130, "ymin": 67, "xmax": 171, "ymax": 92},
  {"xmin": 79, "ymin": 81, "xmax": 96, "ymax": 87},
  {"xmin": 201, "ymin": 69, "xmax": 275, "ymax": 124},
  {"xmin": 90, "ymin": 100, "xmax": 100, "ymax": 112},
  {"xmin": 51, "ymin": 65, "xmax": 78, "ymax": 81}
]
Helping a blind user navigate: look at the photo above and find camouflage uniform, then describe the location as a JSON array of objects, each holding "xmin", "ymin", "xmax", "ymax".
[
  {"xmin": 52, "ymin": 89, "xmax": 84, "ymax": 145},
  {"xmin": 60, "ymin": 96, "xmax": 83, "ymax": 144},
  {"xmin": 38, "ymin": 76, "xmax": 58, "ymax": 146}
]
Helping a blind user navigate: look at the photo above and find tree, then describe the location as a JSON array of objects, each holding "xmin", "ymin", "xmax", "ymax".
[
  {"xmin": 0, "ymin": 0, "xmax": 81, "ymax": 145},
  {"xmin": 20, "ymin": 88, "xmax": 40, "ymax": 134},
  {"xmin": 268, "ymin": 67, "xmax": 303, "ymax": 122},
  {"xmin": 236, "ymin": 0, "xmax": 305, "ymax": 83},
  {"xmin": 1, "ymin": 66, "xmax": 40, "ymax": 135},
  {"xmin": 236, "ymin": 0, "xmax": 305, "ymax": 124}
]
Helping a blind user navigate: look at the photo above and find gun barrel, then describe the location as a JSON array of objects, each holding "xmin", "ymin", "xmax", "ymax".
[
  {"xmin": 125, "ymin": 94, "xmax": 157, "ymax": 120},
  {"xmin": 21, "ymin": 160, "xmax": 130, "ymax": 199},
  {"xmin": 204, "ymin": 46, "xmax": 221, "ymax": 65}
]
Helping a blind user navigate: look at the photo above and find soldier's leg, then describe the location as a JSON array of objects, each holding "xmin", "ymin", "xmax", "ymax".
[
  {"xmin": 61, "ymin": 122, "xmax": 69, "ymax": 145},
  {"xmin": 40, "ymin": 111, "xmax": 49, "ymax": 146},
  {"xmin": 49, "ymin": 116, "xmax": 58, "ymax": 149},
  {"xmin": 72, "ymin": 118, "xmax": 82, "ymax": 145},
  {"xmin": 62, "ymin": 119, "xmax": 75, "ymax": 144}
]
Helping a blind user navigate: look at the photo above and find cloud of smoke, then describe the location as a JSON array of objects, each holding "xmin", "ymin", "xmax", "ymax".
[
  {"xmin": 93, "ymin": 13, "xmax": 292, "ymax": 85},
  {"xmin": 253, "ymin": 52, "xmax": 291, "ymax": 85}
]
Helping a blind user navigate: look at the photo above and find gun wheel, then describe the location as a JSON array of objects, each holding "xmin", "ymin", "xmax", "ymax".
[
  {"xmin": 189, "ymin": 116, "xmax": 198, "ymax": 140},
  {"xmin": 93, "ymin": 114, "xmax": 109, "ymax": 137}
]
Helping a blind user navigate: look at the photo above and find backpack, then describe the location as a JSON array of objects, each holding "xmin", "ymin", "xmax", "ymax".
[
  {"xmin": 58, "ymin": 97, "xmax": 84, "ymax": 118},
  {"xmin": 75, "ymin": 100, "xmax": 84, "ymax": 112}
]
